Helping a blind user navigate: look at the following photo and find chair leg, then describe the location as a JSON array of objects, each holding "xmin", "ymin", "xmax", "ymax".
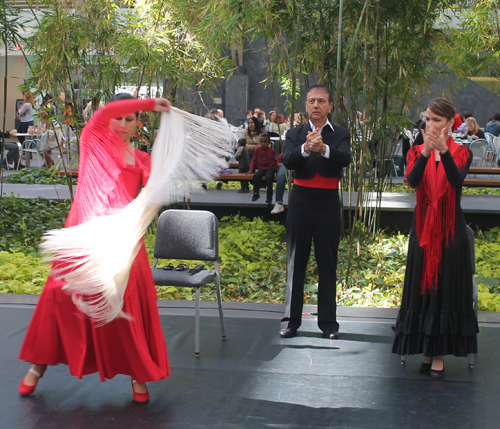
[
  {"xmin": 214, "ymin": 262, "xmax": 226, "ymax": 340},
  {"xmin": 195, "ymin": 287, "xmax": 201, "ymax": 357},
  {"xmin": 401, "ymin": 355, "xmax": 406, "ymax": 365}
]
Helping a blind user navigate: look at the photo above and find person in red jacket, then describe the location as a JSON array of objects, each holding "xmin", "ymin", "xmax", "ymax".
[{"xmin": 249, "ymin": 134, "xmax": 278, "ymax": 203}]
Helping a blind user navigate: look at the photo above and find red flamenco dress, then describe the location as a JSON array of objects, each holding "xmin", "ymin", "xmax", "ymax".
[
  {"xmin": 392, "ymin": 138, "xmax": 479, "ymax": 357},
  {"xmin": 19, "ymin": 98, "xmax": 170, "ymax": 383}
]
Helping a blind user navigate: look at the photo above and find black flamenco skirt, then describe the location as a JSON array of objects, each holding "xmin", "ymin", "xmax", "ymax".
[{"xmin": 392, "ymin": 210, "xmax": 479, "ymax": 357}]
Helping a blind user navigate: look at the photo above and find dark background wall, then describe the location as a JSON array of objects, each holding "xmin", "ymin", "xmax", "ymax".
[
  {"xmin": 181, "ymin": 40, "xmax": 500, "ymax": 128},
  {"xmin": 409, "ymin": 72, "xmax": 500, "ymax": 127}
]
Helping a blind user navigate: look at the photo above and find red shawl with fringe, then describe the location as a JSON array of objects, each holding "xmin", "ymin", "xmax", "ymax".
[
  {"xmin": 67, "ymin": 99, "xmax": 154, "ymax": 227},
  {"xmin": 406, "ymin": 137, "xmax": 469, "ymax": 294}
]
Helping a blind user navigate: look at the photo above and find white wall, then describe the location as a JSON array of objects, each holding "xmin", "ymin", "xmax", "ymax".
[{"xmin": 0, "ymin": 55, "xmax": 27, "ymax": 131}]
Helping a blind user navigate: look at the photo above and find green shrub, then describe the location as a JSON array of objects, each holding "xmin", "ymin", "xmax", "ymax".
[
  {"xmin": 0, "ymin": 250, "xmax": 49, "ymax": 294},
  {"xmin": 5, "ymin": 168, "xmax": 77, "ymax": 185},
  {"xmin": 0, "ymin": 195, "xmax": 70, "ymax": 252},
  {"xmin": 0, "ymin": 196, "xmax": 499, "ymax": 312}
]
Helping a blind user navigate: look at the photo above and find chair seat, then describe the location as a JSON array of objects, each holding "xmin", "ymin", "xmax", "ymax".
[{"xmin": 152, "ymin": 268, "xmax": 216, "ymax": 288}]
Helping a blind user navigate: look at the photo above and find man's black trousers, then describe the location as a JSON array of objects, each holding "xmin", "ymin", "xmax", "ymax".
[{"xmin": 281, "ymin": 185, "xmax": 341, "ymax": 333}]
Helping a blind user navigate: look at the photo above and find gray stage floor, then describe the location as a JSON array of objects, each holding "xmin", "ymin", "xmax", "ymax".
[{"xmin": 1, "ymin": 296, "xmax": 500, "ymax": 429}]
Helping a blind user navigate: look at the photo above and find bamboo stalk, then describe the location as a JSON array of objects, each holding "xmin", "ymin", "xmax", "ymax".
[{"xmin": 334, "ymin": 0, "xmax": 344, "ymax": 125}]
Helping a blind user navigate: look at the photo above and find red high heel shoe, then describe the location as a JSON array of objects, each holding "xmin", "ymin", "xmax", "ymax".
[
  {"xmin": 19, "ymin": 366, "xmax": 46, "ymax": 396},
  {"xmin": 131, "ymin": 380, "xmax": 150, "ymax": 404}
]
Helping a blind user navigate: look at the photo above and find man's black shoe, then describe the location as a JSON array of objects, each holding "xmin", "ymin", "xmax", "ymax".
[
  {"xmin": 252, "ymin": 193, "xmax": 260, "ymax": 201},
  {"xmin": 266, "ymin": 198, "xmax": 272, "ymax": 204},
  {"xmin": 279, "ymin": 328, "xmax": 297, "ymax": 338},
  {"xmin": 322, "ymin": 331, "xmax": 339, "ymax": 339}
]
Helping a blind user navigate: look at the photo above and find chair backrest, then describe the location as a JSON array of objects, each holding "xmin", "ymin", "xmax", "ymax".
[
  {"xmin": 154, "ymin": 209, "xmax": 218, "ymax": 261},
  {"xmin": 492, "ymin": 136, "xmax": 500, "ymax": 153},
  {"xmin": 22, "ymin": 139, "xmax": 40, "ymax": 151},
  {"xmin": 468, "ymin": 140, "xmax": 487, "ymax": 159},
  {"xmin": 485, "ymin": 132, "xmax": 495, "ymax": 148},
  {"xmin": 38, "ymin": 132, "xmax": 50, "ymax": 151}
]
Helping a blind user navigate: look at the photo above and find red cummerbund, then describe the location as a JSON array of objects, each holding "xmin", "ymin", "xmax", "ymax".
[{"xmin": 294, "ymin": 173, "xmax": 340, "ymax": 189}]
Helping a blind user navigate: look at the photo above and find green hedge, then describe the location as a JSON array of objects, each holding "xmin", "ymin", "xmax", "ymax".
[{"xmin": 1, "ymin": 195, "xmax": 499, "ymax": 311}]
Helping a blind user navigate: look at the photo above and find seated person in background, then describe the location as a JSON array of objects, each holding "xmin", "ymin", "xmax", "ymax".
[
  {"xmin": 241, "ymin": 117, "xmax": 264, "ymax": 160},
  {"xmin": 451, "ymin": 113, "xmax": 462, "ymax": 131},
  {"xmin": 485, "ymin": 113, "xmax": 500, "ymax": 137},
  {"xmin": 268, "ymin": 111, "xmax": 288, "ymax": 136},
  {"xmin": 293, "ymin": 112, "xmax": 301, "ymax": 127},
  {"xmin": 242, "ymin": 110, "xmax": 253, "ymax": 129},
  {"xmin": 456, "ymin": 111, "xmax": 472, "ymax": 135},
  {"xmin": 83, "ymin": 97, "xmax": 104, "ymax": 123},
  {"xmin": 38, "ymin": 111, "xmax": 68, "ymax": 168},
  {"xmin": 214, "ymin": 109, "xmax": 230, "ymax": 128},
  {"xmin": 1, "ymin": 129, "xmax": 21, "ymax": 169},
  {"xmin": 460, "ymin": 117, "xmax": 485, "ymax": 140},
  {"xmin": 455, "ymin": 113, "xmax": 467, "ymax": 134},
  {"xmin": 235, "ymin": 138, "xmax": 250, "ymax": 193},
  {"xmin": 271, "ymin": 153, "xmax": 287, "ymax": 214},
  {"xmin": 256, "ymin": 110, "xmax": 268, "ymax": 131},
  {"xmin": 293, "ymin": 112, "xmax": 309, "ymax": 127},
  {"xmin": 249, "ymin": 134, "xmax": 278, "ymax": 203}
]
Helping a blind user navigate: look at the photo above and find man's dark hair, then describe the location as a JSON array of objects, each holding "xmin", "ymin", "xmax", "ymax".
[
  {"xmin": 237, "ymin": 138, "xmax": 247, "ymax": 147},
  {"xmin": 307, "ymin": 85, "xmax": 332, "ymax": 103},
  {"xmin": 492, "ymin": 113, "xmax": 500, "ymax": 121},
  {"xmin": 261, "ymin": 134, "xmax": 270, "ymax": 141},
  {"xmin": 463, "ymin": 111, "xmax": 473, "ymax": 119}
]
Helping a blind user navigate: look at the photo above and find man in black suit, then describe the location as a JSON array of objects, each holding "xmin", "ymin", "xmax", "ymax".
[{"xmin": 280, "ymin": 85, "xmax": 351, "ymax": 339}]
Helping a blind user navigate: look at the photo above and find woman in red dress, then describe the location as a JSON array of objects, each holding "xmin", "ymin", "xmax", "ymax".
[{"xmin": 18, "ymin": 94, "xmax": 171, "ymax": 403}]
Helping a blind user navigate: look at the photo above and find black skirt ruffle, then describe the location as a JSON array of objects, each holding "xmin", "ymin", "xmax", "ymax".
[
  {"xmin": 392, "ymin": 204, "xmax": 479, "ymax": 357},
  {"xmin": 392, "ymin": 309, "xmax": 478, "ymax": 357}
]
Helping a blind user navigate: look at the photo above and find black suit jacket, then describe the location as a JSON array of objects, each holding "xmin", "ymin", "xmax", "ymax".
[{"xmin": 283, "ymin": 123, "xmax": 351, "ymax": 179}]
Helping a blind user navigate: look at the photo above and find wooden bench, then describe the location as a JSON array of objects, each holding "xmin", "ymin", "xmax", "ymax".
[
  {"xmin": 55, "ymin": 170, "xmax": 79, "ymax": 178},
  {"xmin": 463, "ymin": 178, "xmax": 500, "ymax": 187},
  {"xmin": 468, "ymin": 167, "xmax": 500, "ymax": 175},
  {"xmin": 54, "ymin": 170, "xmax": 276, "ymax": 183},
  {"xmin": 229, "ymin": 162, "xmax": 283, "ymax": 169},
  {"xmin": 214, "ymin": 172, "xmax": 276, "ymax": 182}
]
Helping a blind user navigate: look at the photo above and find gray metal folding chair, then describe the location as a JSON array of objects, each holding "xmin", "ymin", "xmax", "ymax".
[
  {"xmin": 400, "ymin": 225, "xmax": 478, "ymax": 368},
  {"xmin": 468, "ymin": 139, "xmax": 488, "ymax": 168},
  {"xmin": 21, "ymin": 132, "xmax": 50, "ymax": 169},
  {"xmin": 151, "ymin": 209, "xmax": 226, "ymax": 356}
]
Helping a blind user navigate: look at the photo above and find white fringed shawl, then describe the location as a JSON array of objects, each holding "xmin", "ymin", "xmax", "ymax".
[{"xmin": 40, "ymin": 107, "xmax": 234, "ymax": 325}]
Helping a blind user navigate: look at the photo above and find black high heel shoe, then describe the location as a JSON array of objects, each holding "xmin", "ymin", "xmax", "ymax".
[
  {"xmin": 419, "ymin": 360, "xmax": 432, "ymax": 373},
  {"xmin": 430, "ymin": 362, "xmax": 445, "ymax": 379}
]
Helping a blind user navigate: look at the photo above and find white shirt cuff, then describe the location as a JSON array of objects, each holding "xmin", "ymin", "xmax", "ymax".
[
  {"xmin": 301, "ymin": 143, "xmax": 310, "ymax": 157},
  {"xmin": 322, "ymin": 145, "xmax": 330, "ymax": 158}
]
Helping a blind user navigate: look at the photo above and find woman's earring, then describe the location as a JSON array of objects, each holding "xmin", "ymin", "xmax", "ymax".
[{"xmin": 448, "ymin": 127, "xmax": 452, "ymax": 136}]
